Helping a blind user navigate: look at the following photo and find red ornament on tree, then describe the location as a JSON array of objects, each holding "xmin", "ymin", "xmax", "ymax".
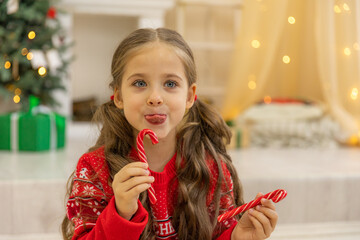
[{"xmin": 47, "ymin": 7, "xmax": 56, "ymax": 19}]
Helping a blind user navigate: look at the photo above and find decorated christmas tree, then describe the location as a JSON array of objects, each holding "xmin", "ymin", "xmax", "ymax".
[
  {"xmin": 0, "ymin": 0, "xmax": 70, "ymax": 151},
  {"xmin": 0, "ymin": 0, "xmax": 71, "ymax": 111}
]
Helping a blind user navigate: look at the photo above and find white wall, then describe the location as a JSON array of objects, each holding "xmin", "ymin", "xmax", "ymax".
[{"xmin": 71, "ymin": 14, "xmax": 137, "ymax": 105}]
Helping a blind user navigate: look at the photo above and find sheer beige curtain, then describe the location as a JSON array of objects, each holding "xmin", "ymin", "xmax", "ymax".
[{"xmin": 222, "ymin": 0, "xmax": 360, "ymax": 140}]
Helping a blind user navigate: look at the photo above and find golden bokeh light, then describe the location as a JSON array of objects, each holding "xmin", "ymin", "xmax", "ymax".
[
  {"xmin": 4, "ymin": 61, "xmax": 11, "ymax": 69},
  {"xmin": 28, "ymin": 31, "xmax": 36, "ymax": 40},
  {"xmin": 251, "ymin": 40, "xmax": 261, "ymax": 48},
  {"xmin": 14, "ymin": 88, "xmax": 21, "ymax": 95},
  {"xmin": 248, "ymin": 80, "xmax": 257, "ymax": 90},
  {"xmin": 288, "ymin": 16, "xmax": 296, "ymax": 24},
  {"xmin": 343, "ymin": 3, "xmax": 350, "ymax": 11},
  {"xmin": 334, "ymin": 5, "xmax": 341, "ymax": 13},
  {"xmin": 282, "ymin": 55, "xmax": 291, "ymax": 64},
  {"xmin": 38, "ymin": 66, "xmax": 47, "ymax": 76},
  {"xmin": 26, "ymin": 52, "xmax": 33, "ymax": 60},
  {"xmin": 13, "ymin": 95, "xmax": 20, "ymax": 104},
  {"xmin": 21, "ymin": 48, "xmax": 28, "ymax": 56},
  {"xmin": 348, "ymin": 135, "xmax": 359, "ymax": 145},
  {"xmin": 344, "ymin": 47, "xmax": 351, "ymax": 56},
  {"xmin": 7, "ymin": 84, "xmax": 15, "ymax": 91},
  {"xmin": 264, "ymin": 96, "xmax": 272, "ymax": 104},
  {"xmin": 351, "ymin": 88, "xmax": 358, "ymax": 100}
]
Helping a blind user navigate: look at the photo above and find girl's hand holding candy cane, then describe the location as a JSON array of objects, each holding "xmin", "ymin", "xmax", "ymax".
[
  {"xmin": 230, "ymin": 190, "xmax": 287, "ymax": 240},
  {"xmin": 112, "ymin": 129, "xmax": 158, "ymax": 220},
  {"xmin": 219, "ymin": 189, "xmax": 287, "ymax": 222},
  {"xmin": 112, "ymin": 162, "xmax": 154, "ymax": 220}
]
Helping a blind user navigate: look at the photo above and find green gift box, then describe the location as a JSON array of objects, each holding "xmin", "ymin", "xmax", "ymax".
[
  {"xmin": 0, "ymin": 114, "xmax": 12, "ymax": 150},
  {"xmin": 0, "ymin": 111, "xmax": 66, "ymax": 151}
]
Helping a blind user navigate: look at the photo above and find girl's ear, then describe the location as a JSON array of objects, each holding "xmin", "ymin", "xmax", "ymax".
[
  {"xmin": 186, "ymin": 83, "xmax": 197, "ymax": 109},
  {"xmin": 113, "ymin": 88, "xmax": 124, "ymax": 109}
]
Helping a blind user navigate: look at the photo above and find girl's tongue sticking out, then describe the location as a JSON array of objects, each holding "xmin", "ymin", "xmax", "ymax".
[{"xmin": 145, "ymin": 114, "xmax": 167, "ymax": 124}]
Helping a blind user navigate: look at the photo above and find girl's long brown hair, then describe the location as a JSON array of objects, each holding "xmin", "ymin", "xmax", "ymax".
[{"xmin": 62, "ymin": 28, "xmax": 243, "ymax": 240}]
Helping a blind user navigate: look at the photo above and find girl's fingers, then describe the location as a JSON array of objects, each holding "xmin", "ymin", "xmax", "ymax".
[
  {"xmin": 117, "ymin": 168, "xmax": 150, "ymax": 183},
  {"xmin": 248, "ymin": 209, "xmax": 266, "ymax": 238},
  {"xmin": 259, "ymin": 199, "xmax": 278, "ymax": 229},
  {"xmin": 112, "ymin": 162, "xmax": 154, "ymax": 220},
  {"xmin": 114, "ymin": 162, "xmax": 149, "ymax": 182},
  {"xmin": 127, "ymin": 183, "xmax": 152, "ymax": 199},
  {"xmin": 122, "ymin": 175, "xmax": 155, "ymax": 193},
  {"xmin": 112, "ymin": 162, "xmax": 153, "ymax": 197},
  {"xmin": 249, "ymin": 208, "xmax": 272, "ymax": 237}
]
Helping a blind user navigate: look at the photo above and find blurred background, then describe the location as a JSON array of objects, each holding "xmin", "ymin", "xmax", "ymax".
[{"xmin": 1, "ymin": 0, "xmax": 360, "ymax": 239}]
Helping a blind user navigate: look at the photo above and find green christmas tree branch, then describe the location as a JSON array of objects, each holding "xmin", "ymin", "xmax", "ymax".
[{"xmin": 0, "ymin": 0, "xmax": 72, "ymax": 111}]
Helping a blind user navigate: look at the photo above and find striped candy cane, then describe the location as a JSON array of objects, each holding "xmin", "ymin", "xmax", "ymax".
[
  {"xmin": 218, "ymin": 189, "xmax": 287, "ymax": 222},
  {"xmin": 136, "ymin": 129, "xmax": 159, "ymax": 204}
]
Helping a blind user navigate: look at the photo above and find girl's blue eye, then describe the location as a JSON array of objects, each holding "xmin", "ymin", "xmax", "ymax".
[
  {"xmin": 133, "ymin": 80, "xmax": 146, "ymax": 87},
  {"xmin": 165, "ymin": 81, "xmax": 177, "ymax": 88}
]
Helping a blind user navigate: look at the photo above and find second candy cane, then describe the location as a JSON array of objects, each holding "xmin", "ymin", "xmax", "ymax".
[
  {"xmin": 136, "ymin": 129, "xmax": 159, "ymax": 204},
  {"xmin": 218, "ymin": 189, "xmax": 287, "ymax": 222}
]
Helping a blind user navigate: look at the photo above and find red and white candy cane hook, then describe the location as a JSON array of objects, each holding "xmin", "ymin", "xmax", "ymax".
[
  {"xmin": 136, "ymin": 129, "xmax": 159, "ymax": 204},
  {"xmin": 218, "ymin": 189, "xmax": 287, "ymax": 222}
]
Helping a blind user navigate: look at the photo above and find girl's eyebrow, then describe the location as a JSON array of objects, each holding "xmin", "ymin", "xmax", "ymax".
[
  {"xmin": 126, "ymin": 73, "xmax": 146, "ymax": 81},
  {"xmin": 163, "ymin": 74, "xmax": 184, "ymax": 81},
  {"xmin": 127, "ymin": 73, "xmax": 184, "ymax": 81}
]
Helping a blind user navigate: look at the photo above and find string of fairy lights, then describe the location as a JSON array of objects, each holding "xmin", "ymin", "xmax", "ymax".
[
  {"xmin": 4, "ymin": 29, "xmax": 48, "ymax": 104},
  {"xmin": 333, "ymin": 3, "xmax": 359, "ymax": 103},
  {"xmin": 244, "ymin": 0, "xmax": 360, "ymax": 144},
  {"xmin": 246, "ymin": 1, "xmax": 359, "ymax": 105}
]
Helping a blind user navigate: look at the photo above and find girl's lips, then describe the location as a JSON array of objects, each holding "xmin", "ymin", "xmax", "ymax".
[{"xmin": 145, "ymin": 114, "xmax": 167, "ymax": 124}]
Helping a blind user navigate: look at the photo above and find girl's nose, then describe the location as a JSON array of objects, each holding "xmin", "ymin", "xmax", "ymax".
[{"xmin": 147, "ymin": 92, "xmax": 163, "ymax": 106}]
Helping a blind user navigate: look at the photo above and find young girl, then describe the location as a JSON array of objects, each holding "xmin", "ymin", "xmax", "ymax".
[{"xmin": 62, "ymin": 28, "xmax": 278, "ymax": 240}]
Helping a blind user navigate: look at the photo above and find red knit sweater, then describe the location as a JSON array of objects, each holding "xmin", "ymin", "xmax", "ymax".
[{"xmin": 66, "ymin": 146, "xmax": 238, "ymax": 239}]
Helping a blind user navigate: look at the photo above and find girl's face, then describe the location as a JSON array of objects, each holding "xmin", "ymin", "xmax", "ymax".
[{"xmin": 114, "ymin": 42, "xmax": 196, "ymax": 140}]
